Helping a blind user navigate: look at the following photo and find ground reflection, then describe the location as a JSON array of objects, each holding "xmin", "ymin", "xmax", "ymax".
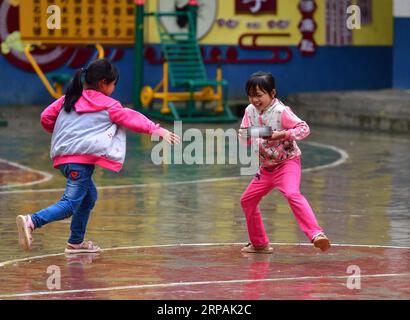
[{"xmin": 0, "ymin": 113, "xmax": 409, "ymax": 266}]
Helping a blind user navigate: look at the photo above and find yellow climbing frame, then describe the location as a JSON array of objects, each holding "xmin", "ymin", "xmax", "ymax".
[{"xmin": 140, "ymin": 62, "xmax": 225, "ymax": 114}]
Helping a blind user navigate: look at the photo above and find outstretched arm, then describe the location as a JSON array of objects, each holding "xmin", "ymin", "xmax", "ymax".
[{"xmin": 108, "ymin": 104, "xmax": 180, "ymax": 144}]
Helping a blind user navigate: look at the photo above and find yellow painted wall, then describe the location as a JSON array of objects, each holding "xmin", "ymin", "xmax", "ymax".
[
  {"xmin": 145, "ymin": 0, "xmax": 392, "ymax": 46},
  {"xmin": 351, "ymin": 0, "xmax": 393, "ymax": 45},
  {"xmin": 200, "ymin": 0, "xmax": 302, "ymax": 45}
]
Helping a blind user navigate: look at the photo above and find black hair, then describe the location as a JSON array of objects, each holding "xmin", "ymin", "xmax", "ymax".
[
  {"xmin": 62, "ymin": 58, "xmax": 120, "ymax": 112},
  {"xmin": 245, "ymin": 71, "xmax": 276, "ymax": 98}
]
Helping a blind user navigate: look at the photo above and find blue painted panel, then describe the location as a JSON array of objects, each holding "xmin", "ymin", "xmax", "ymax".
[
  {"xmin": 0, "ymin": 45, "xmax": 393, "ymax": 106},
  {"xmin": 393, "ymin": 18, "xmax": 410, "ymax": 89},
  {"xmin": 143, "ymin": 45, "xmax": 392, "ymax": 100}
]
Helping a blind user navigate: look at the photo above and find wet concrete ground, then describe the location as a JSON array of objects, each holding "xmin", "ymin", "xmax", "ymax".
[
  {"xmin": 0, "ymin": 106, "xmax": 409, "ymax": 299},
  {"xmin": 0, "ymin": 244, "xmax": 409, "ymax": 300}
]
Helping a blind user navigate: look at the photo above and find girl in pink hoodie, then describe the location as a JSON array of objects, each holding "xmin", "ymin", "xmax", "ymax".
[
  {"xmin": 239, "ymin": 71, "xmax": 330, "ymax": 254},
  {"xmin": 16, "ymin": 58, "xmax": 180, "ymax": 253}
]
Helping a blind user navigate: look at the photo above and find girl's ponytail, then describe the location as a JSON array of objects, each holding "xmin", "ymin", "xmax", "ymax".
[
  {"xmin": 62, "ymin": 68, "xmax": 85, "ymax": 113},
  {"xmin": 61, "ymin": 59, "xmax": 119, "ymax": 112}
]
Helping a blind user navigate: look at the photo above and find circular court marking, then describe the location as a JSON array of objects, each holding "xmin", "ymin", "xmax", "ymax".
[
  {"xmin": 0, "ymin": 141, "xmax": 348, "ymax": 195},
  {"xmin": 0, "ymin": 158, "xmax": 52, "ymax": 189},
  {"xmin": 0, "ymin": 243, "xmax": 409, "ymax": 300}
]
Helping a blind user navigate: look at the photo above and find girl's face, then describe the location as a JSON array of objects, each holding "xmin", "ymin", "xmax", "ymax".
[{"xmin": 248, "ymin": 86, "xmax": 276, "ymax": 112}]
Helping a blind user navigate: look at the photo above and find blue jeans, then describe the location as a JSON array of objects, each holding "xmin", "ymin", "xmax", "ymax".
[{"xmin": 31, "ymin": 163, "xmax": 97, "ymax": 244}]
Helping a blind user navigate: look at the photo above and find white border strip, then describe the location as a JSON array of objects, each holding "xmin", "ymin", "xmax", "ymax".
[
  {"xmin": 0, "ymin": 142, "xmax": 348, "ymax": 195},
  {"xmin": 1, "ymin": 242, "xmax": 409, "ymax": 268},
  {"xmin": 0, "ymin": 159, "xmax": 53, "ymax": 189},
  {"xmin": 394, "ymin": 0, "xmax": 410, "ymax": 17}
]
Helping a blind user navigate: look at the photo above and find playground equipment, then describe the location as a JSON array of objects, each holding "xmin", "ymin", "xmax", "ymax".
[
  {"xmin": 16, "ymin": 0, "xmax": 235, "ymax": 122},
  {"xmin": 135, "ymin": 2, "xmax": 236, "ymax": 123},
  {"xmin": 18, "ymin": 1, "xmax": 122, "ymax": 99},
  {"xmin": 24, "ymin": 44, "xmax": 105, "ymax": 99}
]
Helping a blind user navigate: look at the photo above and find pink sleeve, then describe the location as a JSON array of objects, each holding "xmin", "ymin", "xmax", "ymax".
[
  {"xmin": 108, "ymin": 103, "xmax": 166, "ymax": 137},
  {"xmin": 238, "ymin": 110, "xmax": 252, "ymax": 145},
  {"xmin": 240, "ymin": 110, "xmax": 250, "ymax": 128},
  {"xmin": 281, "ymin": 107, "xmax": 310, "ymax": 141},
  {"xmin": 40, "ymin": 96, "xmax": 65, "ymax": 133}
]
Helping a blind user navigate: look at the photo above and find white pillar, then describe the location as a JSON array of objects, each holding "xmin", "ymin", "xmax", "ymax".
[{"xmin": 394, "ymin": 0, "xmax": 410, "ymax": 17}]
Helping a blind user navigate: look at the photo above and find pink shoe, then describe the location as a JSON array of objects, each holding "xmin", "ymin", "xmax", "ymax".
[
  {"xmin": 312, "ymin": 233, "xmax": 331, "ymax": 252},
  {"xmin": 16, "ymin": 215, "xmax": 34, "ymax": 251},
  {"xmin": 65, "ymin": 240, "xmax": 101, "ymax": 254}
]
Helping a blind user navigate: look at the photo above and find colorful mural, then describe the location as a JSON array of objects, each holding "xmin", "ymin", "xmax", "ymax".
[
  {"xmin": 0, "ymin": 0, "xmax": 404, "ymax": 107},
  {"xmin": 0, "ymin": 0, "xmax": 125, "ymax": 73},
  {"xmin": 146, "ymin": 0, "xmax": 392, "ymax": 45}
]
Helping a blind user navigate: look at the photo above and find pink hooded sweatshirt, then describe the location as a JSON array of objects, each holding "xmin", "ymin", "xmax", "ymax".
[{"xmin": 41, "ymin": 89, "xmax": 167, "ymax": 172}]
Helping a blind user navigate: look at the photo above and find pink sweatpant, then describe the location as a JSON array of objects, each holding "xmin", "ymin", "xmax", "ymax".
[{"xmin": 240, "ymin": 157, "xmax": 323, "ymax": 247}]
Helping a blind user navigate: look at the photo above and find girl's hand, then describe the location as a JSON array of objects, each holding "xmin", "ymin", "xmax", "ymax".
[
  {"xmin": 267, "ymin": 130, "xmax": 286, "ymax": 141},
  {"xmin": 238, "ymin": 128, "xmax": 247, "ymax": 139},
  {"xmin": 163, "ymin": 130, "xmax": 181, "ymax": 145}
]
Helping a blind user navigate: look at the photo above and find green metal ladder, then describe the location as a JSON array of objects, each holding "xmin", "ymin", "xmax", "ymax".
[{"xmin": 149, "ymin": 11, "xmax": 236, "ymax": 122}]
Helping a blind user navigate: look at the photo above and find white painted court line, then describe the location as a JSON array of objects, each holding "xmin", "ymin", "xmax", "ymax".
[
  {"xmin": 1, "ymin": 242, "xmax": 409, "ymax": 268},
  {"xmin": 1, "ymin": 242, "xmax": 409, "ymax": 298},
  {"xmin": 0, "ymin": 158, "xmax": 53, "ymax": 189},
  {"xmin": 1, "ymin": 272, "xmax": 410, "ymax": 299},
  {"xmin": 302, "ymin": 141, "xmax": 349, "ymax": 173},
  {"xmin": 0, "ymin": 253, "xmax": 66, "ymax": 267},
  {"xmin": 0, "ymin": 141, "xmax": 348, "ymax": 195}
]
